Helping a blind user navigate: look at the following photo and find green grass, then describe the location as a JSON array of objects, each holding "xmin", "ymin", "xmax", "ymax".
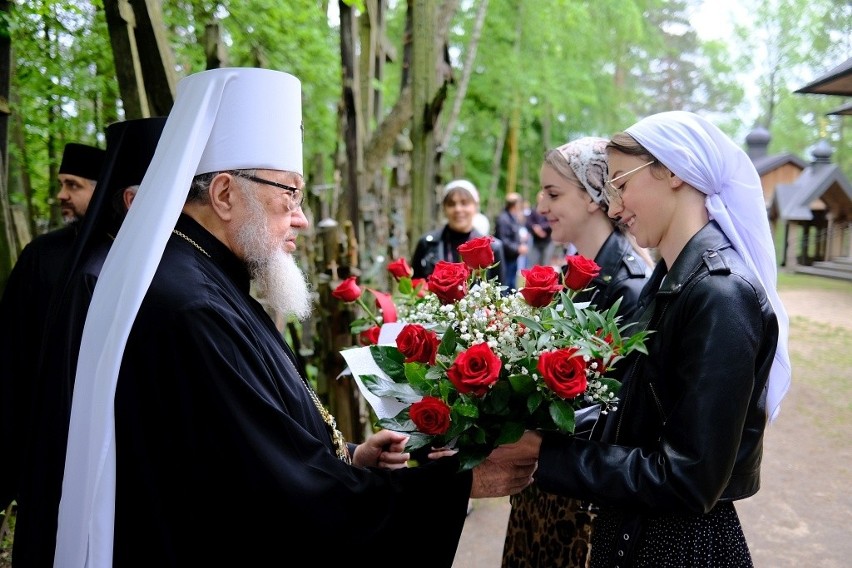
[{"xmin": 777, "ymin": 271, "xmax": 852, "ymax": 292}]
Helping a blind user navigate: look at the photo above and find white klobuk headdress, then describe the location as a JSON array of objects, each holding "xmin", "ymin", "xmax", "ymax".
[
  {"xmin": 57, "ymin": 67, "xmax": 304, "ymax": 567},
  {"xmin": 626, "ymin": 111, "xmax": 791, "ymax": 423}
]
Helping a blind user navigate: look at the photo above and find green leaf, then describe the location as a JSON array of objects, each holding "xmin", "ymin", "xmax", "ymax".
[
  {"xmin": 514, "ymin": 315, "xmax": 545, "ymax": 332},
  {"xmin": 457, "ymin": 447, "xmax": 490, "ymax": 471},
  {"xmin": 494, "ymin": 421, "xmax": 525, "ymax": 445},
  {"xmin": 549, "ymin": 400, "xmax": 576, "ymax": 433},
  {"xmin": 361, "ymin": 374, "xmax": 422, "ymax": 403},
  {"xmin": 370, "ymin": 345, "xmax": 406, "ymax": 380},
  {"xmin": 376, "ymin": 415, "xmax": 415, "ymax": 432},
  {"xmin": 454, "ymin": 400, "xmax": 480, "ymax": 418},
  {"xmin": 438, "ymin": 326, "xmax": 458, "ymax": 358},
  {"xmin": 526, "ymin": 390, "xmax": 544, "ymax": 414},
  {"xmin": 508, "ymin": 373, "xmax": 536, "ymax": 395},
  {"xmin": 404, "ymin": 431, "xmax": 434, "ymax": 452},
  {"xmin": 404, "ymin": 362, "xmax": 428, "ymax": 387}
]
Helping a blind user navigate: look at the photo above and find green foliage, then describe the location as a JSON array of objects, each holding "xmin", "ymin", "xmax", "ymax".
[{"xmin": 7, "ymin": 0, "xmax": 848, "ymax": 249}]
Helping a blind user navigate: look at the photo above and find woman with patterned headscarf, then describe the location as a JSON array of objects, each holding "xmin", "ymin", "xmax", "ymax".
[
  {"xmin": 495, "ymin": 111, "xmax": 789, "ymax": 567},
  {"xmin": 501, "ymin": 137, "xmax": 653, "ymax": 568}
]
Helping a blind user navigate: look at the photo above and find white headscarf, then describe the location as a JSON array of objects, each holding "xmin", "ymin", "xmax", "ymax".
[
  {"xmin": 626, "ymin": 111, "xmax": 790, "ymax": 423},
  {"xmin": 56, "ymin": 68, "xmax": 303, "ymax": 567}
]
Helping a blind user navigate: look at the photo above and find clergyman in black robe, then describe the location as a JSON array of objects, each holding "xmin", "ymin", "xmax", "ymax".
[
  {"xmin": 0, "ymin": 142, "xmax": 104, "ymax": 512},
  {"xmin": 26, "ymin": 68, "xmax": 535, "ymax": 568}
]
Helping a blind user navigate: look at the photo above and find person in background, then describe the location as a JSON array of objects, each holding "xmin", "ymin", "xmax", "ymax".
[
  {"xmin": 56, "ymin": 143, "xmax": 106, "ymax": 226},
  {"xmin": 12, "ymin": 117, "xmax": 168, "ymax": 567},
  {"xmin": 42, "ymin": 68, "xmax": 534, "ymax": 568},
  {"xmin": 412, "ymin": 178, "xmax": 506, "ymax": 285},
  {"xmin": 524, "ymin": 190, "xmax": 554, "ymax": 269},
  {"xmin": 494, "ymin": 191, "xmax": 528, "ymax": 289},
  {"xmin": 495, "ymin": 111, "xmax": 791, "ymax": 567},
  {"xmin": 0, "ymin": 142, "xmax": 104, "ymax": 514},
  {"xmin": 502, "ymin": 136, "xmax": 653, "ymax": 568}
]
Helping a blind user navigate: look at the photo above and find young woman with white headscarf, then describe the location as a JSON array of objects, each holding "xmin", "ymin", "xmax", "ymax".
[{"xmin": 495, "ymin": 111, "xmax": 790, "ymax": 567}]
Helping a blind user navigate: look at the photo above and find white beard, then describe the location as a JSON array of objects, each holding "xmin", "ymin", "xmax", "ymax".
[{"xmin": 236, "ymin": 187, "xmax": 313, "ymax": 321}]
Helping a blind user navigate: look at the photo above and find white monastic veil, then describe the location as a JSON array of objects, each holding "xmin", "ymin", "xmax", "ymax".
[
  {"xmin": 626, "ymin": 111, "xmax": 791, "ymax": 423},
  {"xmin": 55, "ymin": 68, "xmax": 303, "ymax": 567}
]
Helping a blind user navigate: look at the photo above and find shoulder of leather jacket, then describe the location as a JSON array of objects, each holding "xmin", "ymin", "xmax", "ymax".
[
  {"xmin": 621, "ymin": 252, "xmax": 648, "ymax": 278},
  {"xmin": 702, "ymin": 247, "xmax": 732, "ymax": 275}
]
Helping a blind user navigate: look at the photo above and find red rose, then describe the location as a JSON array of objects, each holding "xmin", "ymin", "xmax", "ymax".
[
  {"xmin": 332, "ymin": 276, "xmax": 362, "ymax": 302},
  {"xmin": 520, "ymin": 265, "xmax": 563, "ymax": 307},
  {"xmin": 387, "ymin": 257, "xmax": 413, "ymax": 279},
  {"xmin": 411, "ymin": 278, "xmax": 428, "ymax": 298},
  {"xmin": 447, "ymin": 342, "xmax": 502, "ymax": 397},
  {"xmin": 396, "ymin": 324, "xmax": 441, "ymax": 365},
  {"xmin": 457, "ymin": 236, "xmax": 495, "ymax": 269},
  {"xmin": 359, "ymin": 325, "xmax": 381, "ymax": 345},
  {"xmin": 428, "ymin": 261, "xmax": 470, "ymax": 304},
  {"xmin": 562, "ymin": 255, "xmax": 601, "ymax": 291},
  {"xmin": 409, "ymin": 396, "xmax": 452, "ymax": 435},
  {"xmin": 537, "ymin": 347, "xmax": 588, "ymax": 399}
]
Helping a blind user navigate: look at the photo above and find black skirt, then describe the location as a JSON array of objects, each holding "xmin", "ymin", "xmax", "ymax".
[{"xmin": 590, "ymin": 502, "xmax": 753, "ymax": 567}]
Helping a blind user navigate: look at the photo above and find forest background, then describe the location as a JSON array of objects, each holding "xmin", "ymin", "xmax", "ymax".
[{"xmin": 0, "ymin": 0, "xmax": 849, "ymax": 468}]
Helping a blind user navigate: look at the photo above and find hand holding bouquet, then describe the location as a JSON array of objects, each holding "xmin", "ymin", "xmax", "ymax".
[{"xmin": 334, "ymin": 237, "xmax": 648, "ymax": 470}]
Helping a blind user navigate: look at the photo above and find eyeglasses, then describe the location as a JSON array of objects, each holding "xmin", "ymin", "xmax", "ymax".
[
  {"xmin": 603, "ymin": 160, "xmax": 655, "ymax": 203},
  {"xmin": 230, "ymin": 171, "xmax": 304, "ymax": 211}
]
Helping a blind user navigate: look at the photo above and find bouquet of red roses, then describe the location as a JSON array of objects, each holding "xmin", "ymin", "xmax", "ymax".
[{"xmin": 333, "ymin": 236, "xmax": 648, "ymax": 470}]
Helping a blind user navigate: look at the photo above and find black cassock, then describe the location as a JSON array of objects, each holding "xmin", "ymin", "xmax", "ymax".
[
  {"xmin": 18, "ymin": 214, "xmax": 471, "ymax": 567},
  {"xmin": 0, "ymin": 225, "xmax": 78, "ymax": 511}
]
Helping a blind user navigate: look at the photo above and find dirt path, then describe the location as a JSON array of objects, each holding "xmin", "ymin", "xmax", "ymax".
[{"xmin": 454, "ymin": 286, "xmax": 852, "ymax": 568}]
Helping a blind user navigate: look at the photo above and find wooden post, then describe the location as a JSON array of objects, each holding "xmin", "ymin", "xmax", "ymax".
[
  {"xmin": 128, "ymin": 0, "xmax": 176, "ymax": 116},
  {"xmin": 103, "ymin": 0, "xmax": 176, "ymax": 120},
  {"xmin": 103, "ymin": 0, "xmax": 149, "ymax": 119}
]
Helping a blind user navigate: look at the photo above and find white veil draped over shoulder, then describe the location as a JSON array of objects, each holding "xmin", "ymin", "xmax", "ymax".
[
  {"xmin": 56, "ymin": 68, "xmax": 304, "ymax": 568},
  {"xmin": 626, "ymin": 111, "xmax": 791, "ymax": 423}
]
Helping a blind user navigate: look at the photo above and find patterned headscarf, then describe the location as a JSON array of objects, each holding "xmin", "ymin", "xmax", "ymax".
[
  {"xmin": 555, "ymin": 136, "xmax": 609, "ymax": 204},
  {"xmin": 626, "ymin": 111, "xmax": 790, "ymax": 423}
]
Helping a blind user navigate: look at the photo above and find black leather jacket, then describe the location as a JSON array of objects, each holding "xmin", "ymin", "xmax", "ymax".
[
  {"xmin": 537, "ymin": 222, "xmax": 779, "ymax": 514},
  {"xmin": 411, "ymin": 226, "xmax": 507, "ymax": 285},
  {"xmin": 570, "ymin": 230, "xmax": 652, "ymax": 322}
]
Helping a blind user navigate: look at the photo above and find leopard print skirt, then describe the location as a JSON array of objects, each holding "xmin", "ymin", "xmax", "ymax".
[{"xmin": 501, "ymin": 484, "xmax": 594, "ymax": 568}]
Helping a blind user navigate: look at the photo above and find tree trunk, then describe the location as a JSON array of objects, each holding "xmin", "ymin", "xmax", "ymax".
[
  {"xmin": 409, "ymin": 0, "xmax": 438, "ymax": 245},
  {"xmin": 0, "ymin": 0, "xmax": 12, "ymax": 282},
  {"xmin": 438, "ymin": 0, "xmax": 487, "ymax": 152},
  {"xmin": 339, "ymin": 1, "xmax": 362, "ymax": 242}
]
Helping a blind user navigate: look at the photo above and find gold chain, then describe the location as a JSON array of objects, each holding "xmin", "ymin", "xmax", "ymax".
[
  {"xmin": 172, "ymin": 229, "xmax": 211, "ymax": 258},
  {"xmin": 301, "ymin": 377, "xmax": 351, "ymax": 464}
]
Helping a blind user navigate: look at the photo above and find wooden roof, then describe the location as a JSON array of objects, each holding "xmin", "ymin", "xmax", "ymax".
[{"xmin": 795, "ymin": 57, "xmax": 852, "ymax": 96}]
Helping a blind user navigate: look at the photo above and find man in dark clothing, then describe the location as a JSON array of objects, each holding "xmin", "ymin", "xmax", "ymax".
[
  {"xmin": 38, "ymin": 68, "xmax": 533, "ymax": 568},
  {"xmin": 525, "ymin": 190, "xmax": 554, "ymax": 267},
  {"xmin": 12, "ymin": 117, "xmax": 167, "ymax": 567},
  {"xmin": 0, "ymin": 142, "xmax": 104, "ymax": 512},
  {"xmin": 494, "ymin": 191, "xmax": 528, "ymax": 288}
]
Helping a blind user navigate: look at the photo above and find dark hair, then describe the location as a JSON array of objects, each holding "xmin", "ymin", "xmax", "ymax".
[{"xmin": 607, "ymin": 132, "xmax": 667, "ymax": 178}]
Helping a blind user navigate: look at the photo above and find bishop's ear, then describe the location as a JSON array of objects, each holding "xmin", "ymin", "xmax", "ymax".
[{"xmin": 208, "ymin": 172, "xmax": 237, "ymax": 220}]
